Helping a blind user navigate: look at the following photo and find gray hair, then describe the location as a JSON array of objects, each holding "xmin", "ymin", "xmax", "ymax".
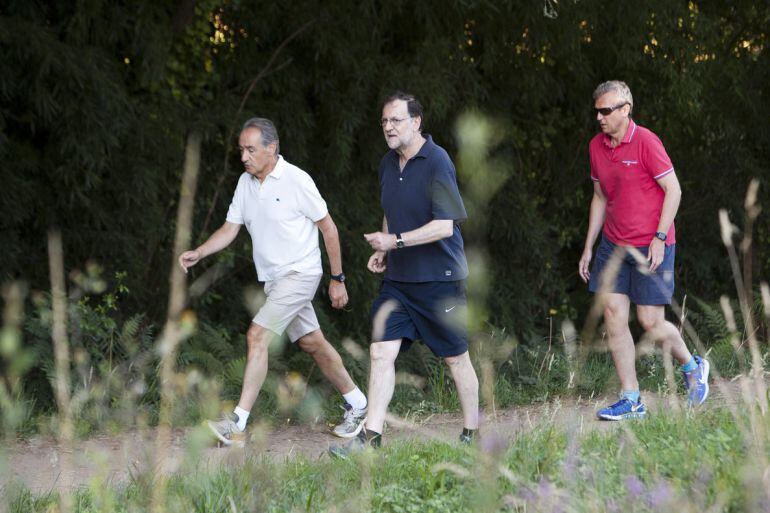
[
  {"xmin": 241, "ymin": 117, "xmax": 280, "ymax": 155},
  {"xmin": 593, "ymin": 80, "xmax": 634, "ymax": 114}
]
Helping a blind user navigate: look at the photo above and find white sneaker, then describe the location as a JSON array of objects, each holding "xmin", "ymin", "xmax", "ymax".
[
  {"xmin": 332, "ymin": 403, "xmax": 367, "ymax": 438},
  {"xmin": 207, "ymin": 414, "xmax": 246, "ymax": 447}
]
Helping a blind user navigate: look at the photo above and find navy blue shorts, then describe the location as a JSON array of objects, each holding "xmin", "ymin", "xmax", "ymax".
[
  {"xmin": 370, "ymin": 280, "xmax": 468, "ymax": 357},
  {"xmin": 588, "ymin": 236, "xmax": 675, "ymax": 305}
]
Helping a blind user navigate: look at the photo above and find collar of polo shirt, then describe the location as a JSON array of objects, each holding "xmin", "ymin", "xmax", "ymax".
[{"xmin": 253, "ymin": 155, "xmax": 287, "ymax": 180}]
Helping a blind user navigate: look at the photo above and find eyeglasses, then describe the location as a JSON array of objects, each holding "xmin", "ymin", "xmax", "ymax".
[
  {"xmin": 594, "ymin": 103, "xmax": 628, "ymax": 116},
  {"xmin": 380, "ymin": 116, "xmax": 411, "ymax": 128}
]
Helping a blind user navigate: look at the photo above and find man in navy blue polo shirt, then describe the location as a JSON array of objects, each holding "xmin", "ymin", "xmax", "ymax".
[{"xmin": 331, "ymin": 92, "xmax": 479, "ymax": 457}]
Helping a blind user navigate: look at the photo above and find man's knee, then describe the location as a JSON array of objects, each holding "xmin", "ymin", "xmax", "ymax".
[
  {"xmin": 637, "ymin": 314, "xmax": 658, "ymax": 332},
  {"xmin": 443, "ymin": 352, "xmax": 469, "ymax": 368},
  {"xmin": 603, "ymin": 301, "xmax": 630, "ymax": 330},
  {"xmin": 246, "ymin": 323, "xmax": 270, "ymax": 354},
  {"xmin": 297, "ymin": 330, "xmax": 323, "ymax": 353},
  {"xmin": 370, "ymin": 341, "xmax": 399, "ymax": 366},
  {"xmin": 444, "ymin": 352, "xmax": 478, "ymax": 390},
  {"xmin": 637, "ymin": 307, "xmax": 664, "ymax": 332}
]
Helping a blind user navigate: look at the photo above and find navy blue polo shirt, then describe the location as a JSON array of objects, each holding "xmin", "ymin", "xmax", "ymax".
[{"xmin": 378, "ymin": 134, "xmax": 469, "ymax": 282}]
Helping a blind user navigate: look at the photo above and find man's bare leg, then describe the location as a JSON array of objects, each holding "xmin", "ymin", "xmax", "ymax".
[
  {"xmin": 297, "ymin": 329, "xmax": 356, "ymax": 394},
  {"xmin": 636, "ymin": 305, "xmax": 692, "ymax": 364},
  {"xmin": 601, "ymin": 293, "xmax": 638, "ymax": 391},
  {"xmin": 207, "ymin": 322, "xmax": 272, "ymax": 445},
  {"xmin": 365, "ymin": 340, "xmax": 402, "ymax": 434},
  {"xmin": 237, "ymin": 322, "xmax": 272, "ymax": 411},
  {"xmin": 444, "ymin": 351, "xmax": 479, "ymax": 430}
]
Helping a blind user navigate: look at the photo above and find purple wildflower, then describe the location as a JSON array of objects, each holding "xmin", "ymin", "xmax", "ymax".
[
  {"xmin": 538, "ymin": 476, "xmax": 553, "ymax": 497},
  {"xmin": 625, "ymin": 475, "xmax": 645, "ymax": 499},
  {"xmin": 646, "ymin": 481, "xmax": 674, "ymax": 508},
  {"xmin": 519, "ymin": 486, "xmax": 536, "ymax": 502}
]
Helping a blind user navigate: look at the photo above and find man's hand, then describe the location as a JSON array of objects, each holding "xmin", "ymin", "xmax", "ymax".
[
  {"xmin": 647, "ymin": 238, "xmax": 665, "ymax": 272},
  {"xmin": 178, "ymin": 250, "xmax": 201, "ymax": 274},
  {"xmin": 364, "ymin": 232, "xmax": 396, "ymax": 252},
  {"xmin": 578, "ymin": 248, "xmax": 592, "ymax": 283},
  {"xmin": 328, "ymin": 281, "xmax": 348, "ymax": 309},
  {"xmin": 367, "ymin": 251, "xmax": 387, "ymax": 273}
]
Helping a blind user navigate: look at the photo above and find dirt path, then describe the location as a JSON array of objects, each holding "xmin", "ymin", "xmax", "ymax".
[{"xmin": 0, "ymin": 379, "xmax": 748, "ymax": 496}]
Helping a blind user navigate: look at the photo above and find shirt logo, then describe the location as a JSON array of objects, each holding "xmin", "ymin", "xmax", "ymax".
[
  {"xmin": 445, "ymin": 270, "xmax": 452, "ymax": 276},
  {"xmin": 445, "ymin": 306, "xmax": 456, "ymax": 313},
  {"xmin": 621, "ymin": 160, "xmax": 638, "ymax": 167},
  {"xmin": 275, "ymin": 198, "xmax": 280, "ymax": 201}
]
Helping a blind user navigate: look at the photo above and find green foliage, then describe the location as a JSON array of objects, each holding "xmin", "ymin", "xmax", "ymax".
[
  {"xmin": 178, "ymin": 323, "xmax": 233, "ymax": 380},
  {"xmin": 688, "ymin": 295, "xmax": 733, "ymax": 343}
]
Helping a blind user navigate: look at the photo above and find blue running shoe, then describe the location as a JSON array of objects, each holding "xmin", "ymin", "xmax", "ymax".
[
  {"xmin": 597, "ymin": 397, "xmax": 647, "ymax": 421},
  {"xmin": 683, "ymin": 355, "xmax": 710, "ymax": 406}
]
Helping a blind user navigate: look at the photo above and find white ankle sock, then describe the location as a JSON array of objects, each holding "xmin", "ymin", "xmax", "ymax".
[
  {"xmin": 342, "ymin": 388, "xmax": 367, "ymax": 410},
  {"xmin": 234, "ymin": 406, "xmax": 250, "ymax": 431}
]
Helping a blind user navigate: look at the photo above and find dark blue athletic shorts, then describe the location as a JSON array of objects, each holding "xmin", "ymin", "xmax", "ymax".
[
  {"xmin": 370, "ymin": 279, "xmax": 468, "ymax": 357},
  {"xmin": 588, "ymin": 236, "xmax": 675, "ymax": 305}
]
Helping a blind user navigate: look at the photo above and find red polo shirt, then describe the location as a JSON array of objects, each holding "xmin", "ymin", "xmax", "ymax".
[{"xmin": 589, "ymin": 119, "xmax": 676, "ymax": 247}]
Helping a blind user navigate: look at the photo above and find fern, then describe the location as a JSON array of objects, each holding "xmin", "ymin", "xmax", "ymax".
[
  {"xmin": 688, "ymin": 291, "xmax": 770, "ymax": 346},
  {"xmin": 177, "ymin": 322, "xmax": 239, "ymax": 375},
  {"xmin": 180, "ymin": 349, "xmax": 226, "ymax": 377},
  {"xmin": 688, "ymin": 295, "xmax": 732, "ymax": 342},
  {"xmin": 224, "ymin": 357, "xmax": 246, "ymax": 391}
]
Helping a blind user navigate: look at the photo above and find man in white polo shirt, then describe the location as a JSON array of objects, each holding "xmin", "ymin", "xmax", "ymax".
[{"xmin": 179, "ymin": 117, "xmax": 367, "ymax": 446}]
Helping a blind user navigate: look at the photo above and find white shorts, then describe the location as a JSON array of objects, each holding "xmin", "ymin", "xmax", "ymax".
[{"xmin": 253, "ymin": 272, "xmax": 322, "ymax": 342}]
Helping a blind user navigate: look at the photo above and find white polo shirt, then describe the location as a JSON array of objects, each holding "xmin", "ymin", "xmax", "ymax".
[{"xmin": 226, "ymin": 156, "xmax": 328, "ymax": 282}]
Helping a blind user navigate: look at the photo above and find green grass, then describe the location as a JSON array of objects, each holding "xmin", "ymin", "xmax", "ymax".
[{"xmin": 6, "ymin": 406, "xmax": 769, "ymax": 512}]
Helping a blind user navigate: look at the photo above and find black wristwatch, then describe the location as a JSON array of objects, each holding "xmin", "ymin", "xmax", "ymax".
[
  {"xmin": 654, "ymin": 231, "xmax": 667, "ymax": 242},
  {"xmin": 395, "ymin": 233, "xmax": 405, "ymax": 249},
  {"xmin": 330, "ymin": 272, "xmax": 346, "ymax": 283}
]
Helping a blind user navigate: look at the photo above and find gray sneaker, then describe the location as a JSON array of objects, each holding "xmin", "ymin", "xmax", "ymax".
[
  {"xmin": 332, "ymin": 403, "xmax": 367, "ymax": 438},
  {"xmin": 207, "ymin": 414, "xmax": 246, "ymax": 447},
  {"xmin": 329, "ymin": 430, "xmax": 371, "ymax": 460}
]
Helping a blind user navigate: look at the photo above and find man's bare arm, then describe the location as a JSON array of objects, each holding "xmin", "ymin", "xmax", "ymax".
[
  {"xmin": 316, "ymin": 213, "xmax": 348, "ymax": 309},
  {"xmin": 364, "ymin": 219, "xmax": 454, "ymax": 251},
  {"xmin": 178, "ymin": 221, "xmax": 241, "ymax": 273}
]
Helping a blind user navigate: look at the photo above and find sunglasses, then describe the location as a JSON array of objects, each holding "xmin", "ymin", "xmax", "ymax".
[{"xmin": 594, "ymin": 102, "xmax": 628, "ymax": 116}]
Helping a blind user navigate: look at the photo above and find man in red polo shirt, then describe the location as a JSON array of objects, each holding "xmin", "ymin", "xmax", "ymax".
[{"xmin": 578, "ymin": 80, "xmax": 709, "ymax": 420}]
